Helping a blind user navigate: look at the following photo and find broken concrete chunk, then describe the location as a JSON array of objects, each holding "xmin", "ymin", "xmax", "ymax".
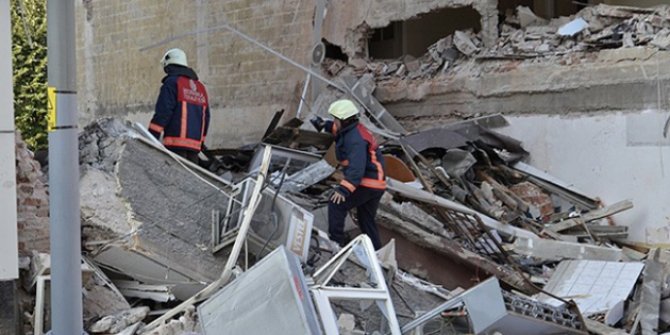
[
  {"xmin": 348, "ymin": 58, "xmax": 367, "ymax": 70},
  {"xmin": 517, "ymin": 6, "xmax": 545, "ymax": 28},
  {"xmin": 404, "ymin": 58, "xmax": 420, "ymax": 73},
  {"xmin": 651, "ymin": 28, "xmax": 670, "ymax": 49},
  {"xmin": 442, "ymin": 149, "xmax": 476, "ymax": 178},
  {"xmin": 89, "ymin": 307, "xmax": 149, "ymax": 334},
  {"xmin": 510, "ymin": 182, "xmax": 553, "ymax": 219},
  {"xmin": 147, "ymin": 306, "xmax": 198, "ymax": 335},
  {"xmin": 326, "ymin": 60, "xmax": 345, "ymax": 76},
  {"xmin": 453, "ymin": 30, "xmax": 480, "ymax": 57},
  {"xmin": 337, "ymin": 313, "xmax": 356, "ymax": 334},
  {"xmin": 114, "ymin": 322, "xmax": 141, "ymax": 335},
  {"xmin": 80, "ymin": 119, "xmax": 233, "ymax": 300}
]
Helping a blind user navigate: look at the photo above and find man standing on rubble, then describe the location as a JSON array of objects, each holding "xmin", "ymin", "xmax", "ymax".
[
  {"xmin": 148, "ymin": 48, "xmax": 210, "ymax": 163},
  {"xmin": 312, "ymin": 99, "xmax": 386, "ymax": 250}
]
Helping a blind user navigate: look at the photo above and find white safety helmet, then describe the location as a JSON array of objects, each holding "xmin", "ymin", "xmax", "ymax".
[
  {"xmin": 328, "ymin": 99, "xmax": 359, "ymax": 120},
  {"xmin": 160, "ymin": 48, "xmax": 188, "ymax": 68}
]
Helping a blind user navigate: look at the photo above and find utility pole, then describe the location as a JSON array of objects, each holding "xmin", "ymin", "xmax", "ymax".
[{"xmin": 47, "ymin": 0, "xmax": 84, "ymax": 334}]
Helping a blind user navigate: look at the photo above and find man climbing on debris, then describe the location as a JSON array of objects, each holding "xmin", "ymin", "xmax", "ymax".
[
  {"xmin": 312, "ymin": 99, "xmax": 386, "ymax": 250},
  {"xmin": 148, "ymin": 48, "xmax": 210, "ymax": 163}
]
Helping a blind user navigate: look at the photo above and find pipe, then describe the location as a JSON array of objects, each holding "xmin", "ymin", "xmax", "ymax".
[{"xmin": 47, "ymin": 0, "xmax": 83, "ymax": 333}]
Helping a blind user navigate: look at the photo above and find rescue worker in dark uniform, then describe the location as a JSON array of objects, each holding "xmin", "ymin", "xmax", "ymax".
[
  {"xmin": 312, "ymin": 99, "xmax": 386, "ymax": 250},
  {"xmin": 149, "ymin": 48, "xmax": 210, "ymax": 163}
]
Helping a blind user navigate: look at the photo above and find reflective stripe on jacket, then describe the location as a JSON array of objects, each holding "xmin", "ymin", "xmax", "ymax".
[
  {"xmin": 326, "ymin": 120, "xmax": 386, "ymax": 196},
  {"xmin": 149, "ymin": 67, "xmax": 210, "ymax": 152}
]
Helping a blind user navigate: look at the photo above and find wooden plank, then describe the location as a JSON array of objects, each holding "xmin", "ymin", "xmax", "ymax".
[
  {"xmin": 513, "ymin": 237, "xmax": 624, "ymax": 262},
  {"xmin": 547, "ymin": 200, "xmax": 633, "ymax": 233},
  {"xmin": 386, "ymin": 178, "xmax": 538, "ymax": 239},
  {"xmin": 377, "ymin": 209, "xmax": 537, "ymax": 294},
  {"xmin": 478, "ymin": 173, "xmax": 518, "ymax": 211},
  {"xmin": 584, "ymin": 319, "xmax": 629, "ymax": 335},
  {"xmin": 622, "ymin": 247, "xmax": 646, "ymax": 261},
  {"xmin": 539, "ymin": 229, "xmax": 579, "ymax": 242}
]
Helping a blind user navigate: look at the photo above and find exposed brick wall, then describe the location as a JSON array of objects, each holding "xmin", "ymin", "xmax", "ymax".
[
  {"xmin": 75, "ymin": 0, "xmax": 314, "ymax": 147},
  {"xmin": 15, "ymin": 133, "xmax": 49, "ymax": 255}
]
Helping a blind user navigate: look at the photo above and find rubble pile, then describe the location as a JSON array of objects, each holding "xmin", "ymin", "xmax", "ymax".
[
  {"xmin": 14, "ymin": 112, "xmax": 668, "ymax": 334},
  {"xmin": 492, "ymin": 4, "xmax": 670, "ymax": 57},
  {"xmin": 331, "ymin": 4, "xmax": 670, "ymax": 83},
  {"xmin": 15, "ymin": 5, "xmax": 670, "ymax": 335}
]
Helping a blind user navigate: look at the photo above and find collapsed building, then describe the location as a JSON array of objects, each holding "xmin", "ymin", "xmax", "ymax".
[
  {"xmin": 15, "ymin": 108, "xmax": 670, "ymax": 334},
  {"xmin": 8, "ymin": 0, "xmax": 670, "ymax": 334}
]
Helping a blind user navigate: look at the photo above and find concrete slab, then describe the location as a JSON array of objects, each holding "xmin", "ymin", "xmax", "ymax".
[{"xmin": 79, "ymin": 119, "xmax": 233, "ymax": 299}]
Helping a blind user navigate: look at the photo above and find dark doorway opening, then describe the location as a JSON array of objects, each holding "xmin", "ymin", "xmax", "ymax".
[{"xmin": 368, "ymin": 6, "xmax": 482, "ymax": 60}]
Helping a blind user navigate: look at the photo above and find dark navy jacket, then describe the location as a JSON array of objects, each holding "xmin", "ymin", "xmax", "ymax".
[
  {"xmin": 326, "ymin": 120, "xmax": 386, "ymax": 197},
  {"xmin": 149, "ymin": 65, "xmax": 210, "ymax": 152}
]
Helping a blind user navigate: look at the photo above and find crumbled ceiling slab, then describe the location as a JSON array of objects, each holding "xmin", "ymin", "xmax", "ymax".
[
  {"xmin": 79, "ymin": 119, "xmax": 233, "ymax": 300},
  {"xmin": 322, "ymin": 0, "xmax": 498, "ymax": 57}
]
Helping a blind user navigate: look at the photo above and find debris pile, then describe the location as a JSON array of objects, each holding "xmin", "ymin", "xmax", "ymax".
[
  {"xmin": 14, "ymin": 4, "xmax": 670, "ymax": 335},
  {"xmin": 492, "ymin": 4, "xmax": 670, "ymax": 58},
  {"xmin": 13, "ymin": 110, "xmax": 668, "ymax": 334},
  {"xmin": 333, "ymin": 4, "xmax": 670, "ymax": 83}
]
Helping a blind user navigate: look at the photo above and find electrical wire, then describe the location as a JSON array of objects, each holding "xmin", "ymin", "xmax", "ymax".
[
  {"xmin": 256, "ymin": 158, "xmax": 292, "ymax": 257},
  {"xmin": 138, "ymin": 17, "xmax": 402, "ymax": 140}
]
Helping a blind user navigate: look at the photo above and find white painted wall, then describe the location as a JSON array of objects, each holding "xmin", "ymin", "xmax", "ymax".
[
  {"xmin": 500, "ymin": 111, "xmax": 670, "ymax": 243},
  {"xmin": 0, "ymin": 0, "xmax": 19, "ymax": 280}
]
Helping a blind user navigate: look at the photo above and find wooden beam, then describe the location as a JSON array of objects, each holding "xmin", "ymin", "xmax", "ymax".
[
  {"xmin": 512, "ymin": 237, "xmax": 624, "ymax": 262},
  {"xmin": 547, "ymin": 200, "xmax": 633, "ymax": 233},
  {"xmin": 584, "ymin": 319, "xmax": 629, "ymax": 335},
  {"xmin": 378, "ymin": 209, "xmax": 537, "ymax": 294}
]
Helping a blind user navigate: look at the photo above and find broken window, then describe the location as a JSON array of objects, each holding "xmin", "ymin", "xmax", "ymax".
[
  {"xmin": 322, "ymin": 39, "xmax": 348, "ymax": 62},
  {"xmin": 368, "ymin": 7, "xmax": 481, "ymax": 60}
]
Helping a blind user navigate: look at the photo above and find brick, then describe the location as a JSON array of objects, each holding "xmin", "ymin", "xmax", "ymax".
[
  {"xmin": 15, "ymin": 133, "xmax": 50, "ymax": 254},
  {"xmin": 74, "ymin": 0, "xmax": 312, "ymax": 146}
]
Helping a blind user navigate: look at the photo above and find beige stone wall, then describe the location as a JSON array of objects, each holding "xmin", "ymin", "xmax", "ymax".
[
  {"xmin": 75, "ymin": 0, "xmax": 314, "ymax": 147},
  {"xmin": 15, "ymin": 132, "xmax": 49, "ymax": 255}
]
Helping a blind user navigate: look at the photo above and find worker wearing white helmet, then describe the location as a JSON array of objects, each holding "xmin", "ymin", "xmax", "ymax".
[
  {"xmin": 149, "ymin": 48, "xmax": 211, "ymax": 163},
  {"xmin": 311, "ymin": 99, "xmax": 386, "ymax": 249}
]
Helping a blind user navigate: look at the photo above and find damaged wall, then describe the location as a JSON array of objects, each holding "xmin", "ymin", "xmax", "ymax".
[
  {"xmin": 74, "ymin": 0, "xmax": 314, "ymax": 147},
  {"xmin": 383, "ymin": 49, "xmax": 670, "ymax": 128},
  {"xmin": 500, "ymin": 111, "xmax": 670, "ymax": 243},
  {"xmin": 322, "ymin": 0, "xmax": 498, "ymax": 57},
  {"xmin": 15, "ymin": 133, "xmax": 49, "ymax": 255}
]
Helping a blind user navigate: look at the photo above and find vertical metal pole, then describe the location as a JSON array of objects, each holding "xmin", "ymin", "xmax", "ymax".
[{"xmin": 47, "ymin": 0, "xmax": 83, "ymax": 334}]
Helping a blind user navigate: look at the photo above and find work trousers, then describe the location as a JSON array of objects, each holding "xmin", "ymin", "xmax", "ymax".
[
  {"xmin": 169, "ymin": 148, "xmax": 199, "ymax": 164},
  {"xmin": 328, "ymin": 187, "xmax": 385, "ymax": 250}
]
